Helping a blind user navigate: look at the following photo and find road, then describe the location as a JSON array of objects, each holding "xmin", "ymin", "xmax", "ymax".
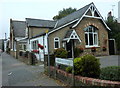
[
  {"xmin": 97, "ymin": 55, "xmax": 120, "ymax": 68},
  {"xmin": 1, "ymin": 52, "xmax": 60, "ymax": 86}
]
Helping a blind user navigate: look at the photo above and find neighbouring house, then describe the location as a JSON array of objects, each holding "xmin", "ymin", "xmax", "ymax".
[
  {"xmin": 25, "ymin": 18, "xmax": 56, "ymax": 61},
  {"xmin": 0, "ymin": 39, "xmax": 4, "ymax": 51},
  {"xmin": 10, "ymin": 19, "xmax": 26, "ymax": 58},
  {"xmin": 29, "ymin": 2, "xmax": 110, "ymax": 61}
]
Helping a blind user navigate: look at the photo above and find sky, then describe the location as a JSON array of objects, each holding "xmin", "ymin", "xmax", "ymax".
[{"xmin": 0, "ymin": 0, "xmax": 120, "ymax": 39}]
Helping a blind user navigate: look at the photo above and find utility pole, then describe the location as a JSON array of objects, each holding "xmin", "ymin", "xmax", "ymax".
[
  {"xmin": 5, "ymin": 33, "xmax": 6, "ymax": 40},
  {"xmin": 112, "ymin": 5, "xmax": 115, "ymax": 17}
]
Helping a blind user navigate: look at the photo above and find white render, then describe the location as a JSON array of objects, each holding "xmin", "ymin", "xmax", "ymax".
[{"xmin": 30, "ymin": 34, "xmax": 48, "ymax": 61}]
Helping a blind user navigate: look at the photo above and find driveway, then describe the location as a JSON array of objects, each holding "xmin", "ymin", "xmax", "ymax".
[
  {"xmin": 97, "ymin": 55, "xmax": 120, "ymax": 68},
  {"xmin": 1, "ymin": 52, "xmax": 61, "ymax": 86}
]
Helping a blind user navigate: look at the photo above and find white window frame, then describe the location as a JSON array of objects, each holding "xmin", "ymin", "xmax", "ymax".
[
  {"xmin": 54, "ymin": 37, "xmax": 60, "ymax": 49},
  {"xmin": 85, "ymin": 26, "xmax": 99, "ymax": 48},
  {"xmin": 31, "ymin": 40, "xmax": 39, "ymax": 50}
]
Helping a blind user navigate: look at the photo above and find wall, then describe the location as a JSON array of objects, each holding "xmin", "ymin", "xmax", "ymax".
[
  {"xmin": 75, "ymin": 17, "xmax": 109, "ymax": 56},
  {"xmin": 30, "ymin": 34, "xmax": 48, "ymax": 61},
  {"xmin": 49, "ymin": 66, "xmax": 120, "ymax": 87},
  {"xmin": 29, "ymin": 27, "xmax": 49, "ymax": 38}
]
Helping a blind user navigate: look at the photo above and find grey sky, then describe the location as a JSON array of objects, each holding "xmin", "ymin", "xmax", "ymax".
[{"xmin": 0, "ymin": 0, "xmax": 119, "ymax": 39}]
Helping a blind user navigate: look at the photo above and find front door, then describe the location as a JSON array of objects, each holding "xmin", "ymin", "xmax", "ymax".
[{"xmin": 66, "ymin": 40, "xmax": 72, "ymax": 58}]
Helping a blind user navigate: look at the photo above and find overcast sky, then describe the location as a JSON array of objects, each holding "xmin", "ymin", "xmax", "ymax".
[{"xmin": 0, "ymin": 0, "xmax": 119, "ymax": 39}]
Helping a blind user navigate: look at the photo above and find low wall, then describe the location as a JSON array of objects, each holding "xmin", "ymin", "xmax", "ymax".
[
  {"xmin": 10, "ymin": 51, "xmax": 16, "ymax": 58},
  {"xmin": 49, "ymin": 66, "xmax": 120, "ymax": 87}
]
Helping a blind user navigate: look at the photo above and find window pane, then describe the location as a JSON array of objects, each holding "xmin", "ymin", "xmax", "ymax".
[
  {"xmin": 94, "ymin": 34, "xmax": 97, "ymax": 45},
  {"xmin": 55, "ymin": 42, "xmax": 59, "ymax": 48},
  {"xmin": 85, "ymin": 34, "xmax": 88, "ymax": 45},
  {"xmin": 89, "ymin": 33, "xmax": 93, "ymax": 45}
]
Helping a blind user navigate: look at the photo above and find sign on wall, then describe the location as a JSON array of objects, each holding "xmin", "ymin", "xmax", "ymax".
[{"xmin": 55, "ymin": 58, "xmax": 73, "ymax": 66}]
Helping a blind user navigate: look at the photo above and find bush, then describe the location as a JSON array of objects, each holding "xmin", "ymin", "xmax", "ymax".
[
  {"xmin": 74, "ymin": 47, "xmax": 84, "ymax": 58},
  {"xmin": 65, "ymin": 55, "xmax": 100, "ymax": 78},
  {"xmin": 54, "ymin": 48, "xmax": 68, "ymax": 58},
  {"xmin": 80, "ymin": 55, "xmax": 100, "ymax": 78},
  {"xmin": 100, "ymin": 66, "xmax": 120, "ymax": 81},
  {"xmin": 66, "ymin": 66, "xmax": 72, "ymax": 73}
]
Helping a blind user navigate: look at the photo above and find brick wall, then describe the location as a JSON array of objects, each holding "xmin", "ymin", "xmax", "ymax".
[{"xmin": 49, "ymin": 66, "xmax": 120, "ymax": 87}]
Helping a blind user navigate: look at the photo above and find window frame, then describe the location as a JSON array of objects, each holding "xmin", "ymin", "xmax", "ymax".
[
  {"xmin": 54, "ymin": 37, "xmax": 60, "ymax": 49},
  {"xmin": 84, "ymin": 26, "xmax": 99, "ymax": 48}
]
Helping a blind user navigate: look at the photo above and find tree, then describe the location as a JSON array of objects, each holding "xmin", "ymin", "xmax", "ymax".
[
  {"xmin": 106, "ymin": 11, "xmax": 120, "ymax": 52},
  {"xmin": 53, "ymin": 7, "xmax": 77, "ymax": 20}
]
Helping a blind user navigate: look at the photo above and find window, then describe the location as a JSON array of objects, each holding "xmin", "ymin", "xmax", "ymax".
[
  {"xmin": 54, "ymin": 37, "xmax": 60, "ymax": 49},
  {"xmin": 19, "ymin": 44, "xmax": 26, "ymax": 51},
  {"xmin": 84, "ymin": 26, "xmax": 98, "ymax": 47},
  {"xmin": 31, "ymin": 40, "xmax": 39, "ymax": 50}
]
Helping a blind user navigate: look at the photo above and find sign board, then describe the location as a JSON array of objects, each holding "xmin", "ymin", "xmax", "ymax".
[{"xmin": 55, "ymin": 58, "xmax": 73, "ymax": 66}]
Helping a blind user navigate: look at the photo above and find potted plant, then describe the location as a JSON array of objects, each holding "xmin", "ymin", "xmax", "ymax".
[
  {"xmin": 102, "ymin": 46, "xmax": 107, "ymax": 51},
  {"xmin": 91, "ymin": 47, "xmax": 96, "ymax": 52},
  {"xmin": 38, "ymin": 44, "xmax": 44, "ymax": 49},
  {"xmin": 32, "ymin": 50, "xmax": 39, "ymax": 53}
]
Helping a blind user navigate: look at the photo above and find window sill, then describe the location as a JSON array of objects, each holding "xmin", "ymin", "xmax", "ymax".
[{"xmin": 85, "ymin": 46, "xmax": 100, "ymax": 49}]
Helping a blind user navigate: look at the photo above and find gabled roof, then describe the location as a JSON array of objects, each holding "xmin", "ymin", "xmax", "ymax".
[
  {"xmin": 48, "ymin": 2, "xmax": 110, "ymax": 35},
  {"xmin": 11, "ymin": 20, "xmax": 26, "ymax": 37},
  {"xmin": 26, "ymin": 18, "xmax": 56, "ymax": 28},
  {"xmin": 55, "ymin": 3, "xmax": 91, "ymax": 28}
]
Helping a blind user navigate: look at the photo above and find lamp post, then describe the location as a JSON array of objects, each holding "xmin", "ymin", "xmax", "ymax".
[
  {"xmin": 71, "ymin": 40, "xmax": 75, "ymax": 86},
  {"xmin": 46, "ymin": 30, "xmax": 50, "ymax": 76}
]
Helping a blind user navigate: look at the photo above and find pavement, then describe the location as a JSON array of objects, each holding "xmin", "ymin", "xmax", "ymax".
[{"xmin": 1, "ymin": 52, "xmax": 61, "ymax": 86}]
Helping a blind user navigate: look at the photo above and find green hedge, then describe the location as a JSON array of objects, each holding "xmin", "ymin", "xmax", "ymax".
[{"xmin": 100, "ymin": 66, "xmax": 120, "ymax": 81}]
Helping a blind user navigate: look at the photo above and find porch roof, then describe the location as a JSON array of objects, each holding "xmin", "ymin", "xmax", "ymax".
[{"xmin": 63, "ymin": 29, "xmax": 81, "ymax": 43}]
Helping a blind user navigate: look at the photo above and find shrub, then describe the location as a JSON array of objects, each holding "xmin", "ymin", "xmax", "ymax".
[
  {"xmin": 74, "ymin": 47, "xmax": 84, "ymax": 58},
  {"xmin": 66, "ymin": 66, "xmax": 72, "ymax": 73},
  {"xmin": 65, "ymin": 57, "xmax": 82, "ymax": 75},
  {"xmin": 54, "ymin": 48, "xmax": 68, "ymax": 58},
  {"xmin": 65, "ymin": 55, "xmax": 100, "ymax": 78},
  {"xmin": 100, "ymin": 66, "xmax": 120, "ymax": 81},
  {"xmin": 80, "ymin": 55, "xmax": 100, "ymax": 78}
]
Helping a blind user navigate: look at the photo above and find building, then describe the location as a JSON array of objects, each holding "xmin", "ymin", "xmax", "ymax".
[
  {"xmin": 29, "ymin": 2, "xmax": 110, "ymax": 61},
  {"xmin": 117, "ymin": 1, "xmax": 120, "ymax": 23},
  {"xmin": 10, "ymin": 19, "xmax": 26, "ymax": 58}
]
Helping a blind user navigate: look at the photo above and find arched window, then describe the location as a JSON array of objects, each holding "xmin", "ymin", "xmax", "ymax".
[
  {"xmin": 84, "ymin": 26, "xmax": 98, "ymax": 47},
  {"xmin": 54, "ymin": 37, "xmax": 60, "ymax": 49}
]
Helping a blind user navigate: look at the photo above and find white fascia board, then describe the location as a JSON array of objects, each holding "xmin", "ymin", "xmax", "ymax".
[
  {"xmin": 15, "ymin": 37, "xmax": 25, "ymax": 41},
  {"xmin": 72, "ymin": 4, "xmax": 91, "ymax": 28},
  {"xmin": 48, "ymin": 18, "xmax": 79, "ymax": 35},
  {"xmin": 93, "ymin": 4, "xmax": 111, "ymax": 31},
  {"xmin": 72, "ymin": 3, "xmax": 111, "ymax": 31},
  {"xmin": 84, "ymin": 15, "xmax": 101, "ymax": 19}
]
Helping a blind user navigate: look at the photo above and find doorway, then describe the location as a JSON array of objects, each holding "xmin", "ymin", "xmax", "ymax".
[{"xmin": 66, "ymin": 40, "xmax": 72, "ymax": 58}]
